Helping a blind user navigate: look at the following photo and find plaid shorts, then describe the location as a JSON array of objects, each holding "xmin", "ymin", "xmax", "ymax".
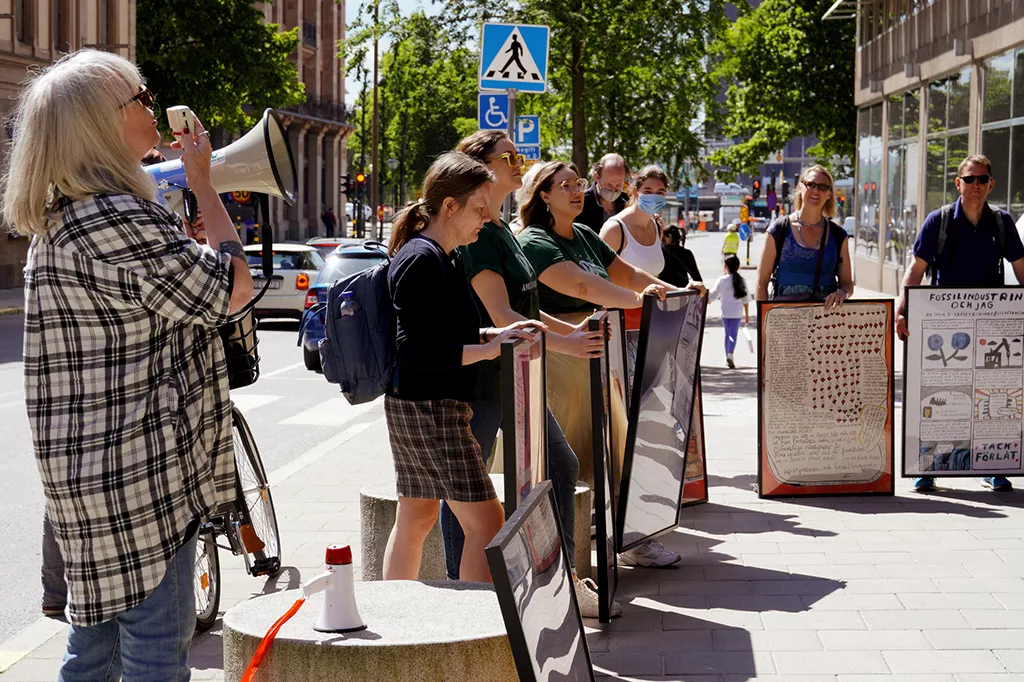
[{"xmin": 384, "ymin": 396, "xmax": 497, "ymax": 502}]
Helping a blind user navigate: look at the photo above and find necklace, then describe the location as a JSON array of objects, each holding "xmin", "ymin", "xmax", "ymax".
[{"xmin": 795, "ymin": 214, "xmax": 825, "ymax": 229}]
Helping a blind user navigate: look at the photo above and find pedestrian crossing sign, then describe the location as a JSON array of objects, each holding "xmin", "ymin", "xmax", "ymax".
[{"xmin": 479, "ymin": 23, "xmax": 550, "ymax": 93}]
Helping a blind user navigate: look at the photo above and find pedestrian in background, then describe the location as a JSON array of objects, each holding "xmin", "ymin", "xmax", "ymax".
[
  {"xmin": 709, "ymin": 255, "xmax": 752, "ymax": 369},
  {"xmin": 6, "ymin": 49, "xmax": 252, "ymax": 679},
  {"xmin": 895, "ymin": 154, "xmax": 1024, "ymax": 493},
  {"xmin": 447, "ymin": 130, "xmax": 613, "ymax": 615},
  {"xmin": 722, "ymin": 222, "xmax": 740, "ymax": 257},
  {"xmin": 755, "ymin": 164, "xmax": 853, "ymax": 309},
  {"xmin": 577, "ymin": 152, "xmax": 630, "ymax": 234},
  {"xmin": 660, "ymin": 226, "xmax": 703, "ymax": 288},
  {"xmin": 382, "ymin": 151, "xmax": 536, "ymax": 583}
]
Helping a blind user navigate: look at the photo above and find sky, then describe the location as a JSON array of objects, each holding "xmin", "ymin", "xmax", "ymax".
[{"xmin": 342, "ymin": 0, "xmax": 444, "ymax": 107}]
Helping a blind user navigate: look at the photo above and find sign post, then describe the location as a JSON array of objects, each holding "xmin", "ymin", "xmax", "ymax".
[{"xmin": 480, "ymin": 22, "xmax": 550, "ymax": 223}]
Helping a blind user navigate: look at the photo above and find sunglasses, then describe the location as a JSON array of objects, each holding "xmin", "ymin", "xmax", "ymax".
[
  {"xmin": 558, "ymin": 179, "xmax": 588, "ymax": 193},
  {"xmin": 959, "ymin": 174, "xmax": 991, "ymax": 184},
  {"xmin": 802, "ymin": 180, "xmax": 832, "ymax": 192},
  {"xmin": 490, "ymin": 151, "xmax": 526, "ymax": 169},
  {"xmin": 121, "ymin": 86, "xmax": 155, "ymax": 110}
]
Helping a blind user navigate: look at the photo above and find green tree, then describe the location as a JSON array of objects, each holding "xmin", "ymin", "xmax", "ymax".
[
  {"xmin": 706, "ymin": 0, "xmax": 856, "ymax": 178},
  {"xmin": 442, "ymin": 0, "xmax": 728, "ymax": 182},
  {"xmin": 343, "ymin": 6, "xmax": 479, "ymax": 192},
  {"xmin": 136, "ymin": 0, "xmax": 305, "ymax": 134}
]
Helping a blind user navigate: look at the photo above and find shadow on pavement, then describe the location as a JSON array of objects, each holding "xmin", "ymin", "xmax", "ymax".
[{"xmin": 698, "ymin": 366, "xmax": 757, "ymax": 402}]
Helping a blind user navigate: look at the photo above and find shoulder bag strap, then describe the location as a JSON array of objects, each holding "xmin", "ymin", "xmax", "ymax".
[
  {"xmin": 611, "ymin": 217, "xmax": 628, "ymax": 255},
  {"xmin": 809, "ymin": 222, "xmax": 829, "ymax": 298}
]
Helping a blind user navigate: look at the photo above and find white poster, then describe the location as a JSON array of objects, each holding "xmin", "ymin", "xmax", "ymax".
[{"xmin": 904, "ymin": 287, "xmax": 1024, "ymax": 476}]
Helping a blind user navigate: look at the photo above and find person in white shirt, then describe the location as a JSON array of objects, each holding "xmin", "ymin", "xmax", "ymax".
[{"xmin": 709, "ymin": 255, "xmax": 752, "ymax": 368}]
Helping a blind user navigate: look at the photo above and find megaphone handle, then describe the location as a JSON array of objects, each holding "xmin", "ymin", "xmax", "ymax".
[{"xmin": 258, "ymin": 194, "xmax": 273, "ymax": 279}]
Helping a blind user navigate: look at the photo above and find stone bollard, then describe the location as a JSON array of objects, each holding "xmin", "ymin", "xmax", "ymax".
[
  {"xmin": 360, "ymin": 476, "xmax": 592, "ymax": 581},
  {"xmin": 223, "ymin": 581, "xmax": 517, "ymax": 682}
]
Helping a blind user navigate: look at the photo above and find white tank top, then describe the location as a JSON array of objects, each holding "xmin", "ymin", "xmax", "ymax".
[{"xmin": 613, "ymin": 217, "xmax": 665, "ymax": 276}]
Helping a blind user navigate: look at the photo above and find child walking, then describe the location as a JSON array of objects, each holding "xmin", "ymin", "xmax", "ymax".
[{"xmin": 709, "ymin": 255, "xmax": 752, "ymax": 369}]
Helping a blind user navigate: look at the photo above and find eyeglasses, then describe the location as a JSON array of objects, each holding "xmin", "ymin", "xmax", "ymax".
[
  {"xmin": 960, "ymin": 174, "xmax": 991, "ymax": 184},
  {"xmin": 802, "ymin": 180, "xmax": 832, "ymax": 192},
  {"xmin": 121, "ymin": 86, "xmax": 155, "ymax": 110},
  {"xmin": 490, "ymin": 151, "xmax": 526, "ymax": 169},
  {"xmin": 557, "ymin": 179, "xmax": 588, "ymax": 193}
]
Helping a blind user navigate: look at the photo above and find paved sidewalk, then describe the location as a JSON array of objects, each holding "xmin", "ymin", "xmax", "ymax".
[
  {"xmin": 12, "ymin": 292, "xmax": 1024, "ymax": 681},
  {"xmin": 0, "ymin": 287, "xmax": 23, "ymax": 316}
]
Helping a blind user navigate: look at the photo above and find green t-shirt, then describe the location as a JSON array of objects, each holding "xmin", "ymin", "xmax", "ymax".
[
  {"xmin": 459, "ymin": 220, "xmax": 542, "ymax": 401},
  {"xmin": 517, "ymin": 223, "xmax": 618, "ymax": 315}
]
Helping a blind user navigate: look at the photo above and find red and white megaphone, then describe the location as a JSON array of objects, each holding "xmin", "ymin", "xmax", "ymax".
[{"xmin": 302, "ymin": 544, "xmax": 366, "ymax": 633}]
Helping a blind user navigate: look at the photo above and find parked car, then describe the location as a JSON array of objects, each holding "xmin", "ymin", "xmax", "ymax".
[
  {"xmin": 750, "ymin": 217, "xmax": 770, "ymax": 233},
  {"xmin": 842, "ymin": 216, "xmax": 856, "ymax": 236},
  {"xmin": 307, "ymin": 237, "xmax": 362, "ymax": 259},
  {"xmin": 344, "ymin": 201, "xmax": 373, "ymax": 223},
  {"xmin": 244, "ymin": 243, "xmax": 324, "ymax": 320},
  {"xmin": 298, "ymin": 243, "xmax": 389, "ymax": 371}
]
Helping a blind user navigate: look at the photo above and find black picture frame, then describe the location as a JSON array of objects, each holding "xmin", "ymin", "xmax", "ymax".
[
  {"xmin": 679, "ymin": 373, "xmax": 710, "ymax": 509},
  {"xmin": 616, "ymin": 290, "xmax": 707, "ymax": 552},
  {"xmin": 500, "ymin": 333, "xmax": 548, "ymax": 519},
  {"xmin": 756, "ymin": 299, "xmax": 895, "ymax": 498},
  {"xmin": 902, "ymin": 285, "xmax": 1024, "ymax": 478},
  {"xmin": 486, "ymin": 481, "xmax": 595, "ymax": 682},
  {"xmin": 588, "ymin": 312, "xmax": 618, "ymax": 623}
]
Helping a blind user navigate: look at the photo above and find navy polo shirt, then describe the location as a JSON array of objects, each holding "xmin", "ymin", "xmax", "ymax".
[{"xmin": 912, "ymin": 198, "xmax": 1024, "ymax": 286}]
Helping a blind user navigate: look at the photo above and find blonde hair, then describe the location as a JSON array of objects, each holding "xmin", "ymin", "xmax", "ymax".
[
  {"xmin": 794, "ymin": 164, "xmax": 838, "ymax": 218},
  {"xmin": 2, "ymin": 49, "xmax": 158, "ymax": 237}
]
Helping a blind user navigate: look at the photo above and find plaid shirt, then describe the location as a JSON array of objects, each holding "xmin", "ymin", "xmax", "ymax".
[{"xmin": 23, "ymin": 193, "xmax": 236, "ymax": 626}]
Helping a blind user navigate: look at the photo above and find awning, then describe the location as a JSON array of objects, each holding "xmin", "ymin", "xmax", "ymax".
[{"xmin": 822, "ymin": 0, "xmax": 861, "ymax": 20}]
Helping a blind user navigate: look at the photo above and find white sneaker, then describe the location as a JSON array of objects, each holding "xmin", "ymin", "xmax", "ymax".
[
  {"xmin": 574, "ymin": 577, "xmax": 622, "ymax": 618},
  {"xmin": 618, "ymin": 539, "xmax": 681, "ymax": 568}
]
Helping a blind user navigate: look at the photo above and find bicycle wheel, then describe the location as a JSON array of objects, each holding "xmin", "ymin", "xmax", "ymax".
[
  {"xmin": 194, "ymin": 529, "xmax": 220, "ymax": 632},
  {"xmin": 231, "ymin": 406, "xmax": 282, "ymax": 576}
]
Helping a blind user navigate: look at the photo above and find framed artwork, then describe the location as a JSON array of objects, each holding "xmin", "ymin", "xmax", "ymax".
[
  {"xmin": 486, "ymin": 481, "xmax": 595, "ymax": 682},
  {"xmin": 501, "ymin": 333, "xmax": 548, "ymax": 518},
  {"xmin": 757, "ymin": 299, "xmax": 895, "ymax": 498},
  {"xmin": 680, "ymin": 375, "xmax": 708, "ymax": 508},
  {"xmin": 904, "ymin": 287, "xmax": 1024, "ymax": 477},
  {"xmin": 616, "ymin": 291, "xmax": 707, "ymax": 551},
  {"xmin": 588, "ymin": 312, "xmax": 618, "ymax": 622}
]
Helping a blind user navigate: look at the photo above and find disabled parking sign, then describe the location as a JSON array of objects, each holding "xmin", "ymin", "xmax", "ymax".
[
  {"xmin": 479, "ymin": 93, "xmax": 509, "ymax": 130},
  {"xmin": 479, "ymin": 23, "xmax": 550, "ymax": 93}
]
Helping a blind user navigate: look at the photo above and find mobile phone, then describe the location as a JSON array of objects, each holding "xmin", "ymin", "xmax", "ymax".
[{"xmin": 166, "ymin": 106, "xmax": 195, "ymax": 137}]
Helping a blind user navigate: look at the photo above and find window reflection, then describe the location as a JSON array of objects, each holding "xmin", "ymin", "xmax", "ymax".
[{"xmin": 856, "ymin": 104, "xmax": 882, "ymax": 259}]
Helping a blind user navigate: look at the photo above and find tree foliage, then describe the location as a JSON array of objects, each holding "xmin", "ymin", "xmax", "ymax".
[
  {"xmin": 706, "ymin": 0, "xmax": 856, "ymax": 179},
  {"xmin": 441, "ymin": 0, "xmax": 728, "ymax": 183},
  {"xmin": 343, "ymin": 5, "xmax": 479, "ymax": 193},
  {"xmin": 137, "ymin": 0, "xmax": 305, "ymax": 134}
]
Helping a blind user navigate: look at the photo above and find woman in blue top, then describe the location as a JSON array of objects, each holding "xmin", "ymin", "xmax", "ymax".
[{"xmin": 755, "ymin": 165, "xmax": 854, "ymax": 310}]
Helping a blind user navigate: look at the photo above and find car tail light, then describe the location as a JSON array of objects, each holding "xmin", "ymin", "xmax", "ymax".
[
  {"xmin": 304, "ymin": 291, "xmax": 318, "ymax": 309},
  {"xmin": 296, "ymin": 273, "xmax": 309, "ymax": 291}
]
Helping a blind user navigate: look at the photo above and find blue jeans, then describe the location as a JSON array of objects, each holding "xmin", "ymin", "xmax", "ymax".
[
  {"xmin": 723, "ymin": 317, "xmax": 741, "ymax": 354},
  {"xmin": 441, "ymin": 401, "xmax": 579, "ymax": 580},
  {"xmin": 58, "ymin": 531, "xmax": 197, "ymax": 682},
  {"xmin": 42, "ymin": 511, "xmax": 68, "ymax": 609}
]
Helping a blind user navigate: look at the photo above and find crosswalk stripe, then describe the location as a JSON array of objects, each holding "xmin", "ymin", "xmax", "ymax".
[
  {"xmin": 231, "ymin": 394, "xmax": 284, "ymax": 413},
  {"xmin": 279, "ymin": 397, "xmax": 378, "ymax": 426}
]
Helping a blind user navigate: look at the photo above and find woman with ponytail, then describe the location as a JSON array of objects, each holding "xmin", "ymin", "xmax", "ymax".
[
  {"xmin": 709, "ymin": 255, "xmax": 753, "ymax": 369},
  {"xmin": 383, "ymin": 152, "xmax": 538, "ymax": 583}
]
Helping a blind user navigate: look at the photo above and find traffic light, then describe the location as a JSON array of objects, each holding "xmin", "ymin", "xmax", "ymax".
[
  {"xmin": 341, "ymin": 174, "xmax": 355, "ymax": 196},
  {"xmin": 752, "ymin": 180, "xmax": 761, "ymax": 200},
  {"xmin": 781, "ymin": 180, "xmax": 790, "ymax": 201},
  {"xmin": 355, "ymin": 172, "xmax": 367, "ymax": 198}
]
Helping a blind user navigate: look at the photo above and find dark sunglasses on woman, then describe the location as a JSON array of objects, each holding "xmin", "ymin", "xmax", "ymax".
[{"xmin": 121, "ymin": 86, "xmax": 155, "ymax": 110}]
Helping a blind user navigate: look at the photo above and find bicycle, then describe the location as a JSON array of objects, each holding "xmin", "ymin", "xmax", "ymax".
[{"xmin": 193, "ymin": 404, "xmax": 282, "ymax": 632}]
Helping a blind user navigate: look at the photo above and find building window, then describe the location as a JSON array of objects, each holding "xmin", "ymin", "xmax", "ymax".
[
  {"xmin": 17, "ymin": 0, "xmax": 34, "ymax": 44},
  {"xmin": 856, "ymin": 104, "xmax": 883, "ymax": 260},
  {"xmin": 99, "ymin": 0, "xmax": 117, "ymax": 47},
  {"xmin": 886, "ymin": 88, "xmax": 920, "ymax": 270},
  {"xmin": 52, "ymin": 0, "xmax": 70, "ymax": 53},
  {"xmin": 925, "ymin": 68, "xmax": 971, "ymax": 216},
  {"xmin": 981, "ymin": 48, "xmax": 1024, "ymax": 220}
]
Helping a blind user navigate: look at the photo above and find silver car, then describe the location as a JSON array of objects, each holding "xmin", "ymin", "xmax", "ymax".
[{"xmin": 244, "ymin": 244, "xmax": 324, "ymax": 320}]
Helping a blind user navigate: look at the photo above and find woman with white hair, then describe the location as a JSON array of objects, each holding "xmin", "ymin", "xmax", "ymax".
[{"xmin": 5, "ymin": 49, "xmax": 251, "ymax": 679}]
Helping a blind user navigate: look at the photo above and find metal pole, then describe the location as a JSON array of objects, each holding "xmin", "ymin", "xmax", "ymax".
[
  {"xmin": 502, "ymin": 88, "xmax": 517, "ymax": 224},
  {"xmin": 370, "ymin": 0, "xmax": 380, "ymax": 240}
]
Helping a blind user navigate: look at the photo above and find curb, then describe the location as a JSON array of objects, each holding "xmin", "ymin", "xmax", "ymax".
[
  {"xmin": 0, "ymin": 306, "xmax": 23, "ymax": 317},
  {"xmin": 0, "ymin": 616, "xmax": 68, "ymax": 672}
]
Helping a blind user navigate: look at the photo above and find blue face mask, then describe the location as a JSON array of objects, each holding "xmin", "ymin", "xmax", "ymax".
[{"xmin": 636, "ymin": 193, "xmax": 666, "ymax": 215}]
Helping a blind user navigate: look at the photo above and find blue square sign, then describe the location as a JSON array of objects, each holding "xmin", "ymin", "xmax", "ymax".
[
  {"xmin": 515, "ymin": 116, "xmax": 540, "ymax": 146},
  {"xmin": 479, "ymin": 23, "xmax": 550, "ymax": 94},
  {"xmin": 520, "ymin": 145, "xmax": 541, "ymax": 161},
  {"xmin": 479, "ymin": 93, "xmax": 510, "ymax": 130}
]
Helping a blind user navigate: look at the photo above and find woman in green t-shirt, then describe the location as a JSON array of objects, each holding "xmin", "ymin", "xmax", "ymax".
[
  {"xmin": 518, "ymin": 161, "xmax": 686, "ymax": 568},
  {"xmin": 443, "ymin": 130, "xmax": 617, "ymax": 617}
]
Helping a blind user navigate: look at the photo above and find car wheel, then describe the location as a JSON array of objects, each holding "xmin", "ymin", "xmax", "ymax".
[{"xmin": 303, "ymin": 346, "xmax": 322, "ymax": 373}]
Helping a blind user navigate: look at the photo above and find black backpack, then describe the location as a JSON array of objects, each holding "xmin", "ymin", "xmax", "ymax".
[
  {"xmin": 769, "ymin": 215, "xmax": 847, "ymax": 298},
  {"xmin": 926, "ymin": 203, "xmax": 1005, "ymax": 283}
]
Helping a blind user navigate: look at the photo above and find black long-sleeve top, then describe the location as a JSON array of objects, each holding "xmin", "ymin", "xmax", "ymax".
[{"xmin": 387, "ymin": 235, "xmax": 481, "ymax": 401}]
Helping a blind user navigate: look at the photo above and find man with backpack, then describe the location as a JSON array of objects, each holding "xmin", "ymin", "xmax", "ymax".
[{"xmin": 895, "ymin": 155, "xmax": 1024, "ymax": 493}]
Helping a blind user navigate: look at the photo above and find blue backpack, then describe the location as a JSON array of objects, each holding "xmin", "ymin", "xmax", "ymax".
[{"xmin": 314, "ymin": 241, "xmax": 397, "ymax": 404}]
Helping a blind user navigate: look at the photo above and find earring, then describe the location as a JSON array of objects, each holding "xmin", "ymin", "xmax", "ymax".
[{"xmin": 545, "ymin": 203, "xmax": 551, "ymax": 213}]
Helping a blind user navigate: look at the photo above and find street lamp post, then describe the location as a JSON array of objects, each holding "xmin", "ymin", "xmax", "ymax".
[{"xmin": 387, "ymin": 158, "xmax": 399, "ymax": 226}]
